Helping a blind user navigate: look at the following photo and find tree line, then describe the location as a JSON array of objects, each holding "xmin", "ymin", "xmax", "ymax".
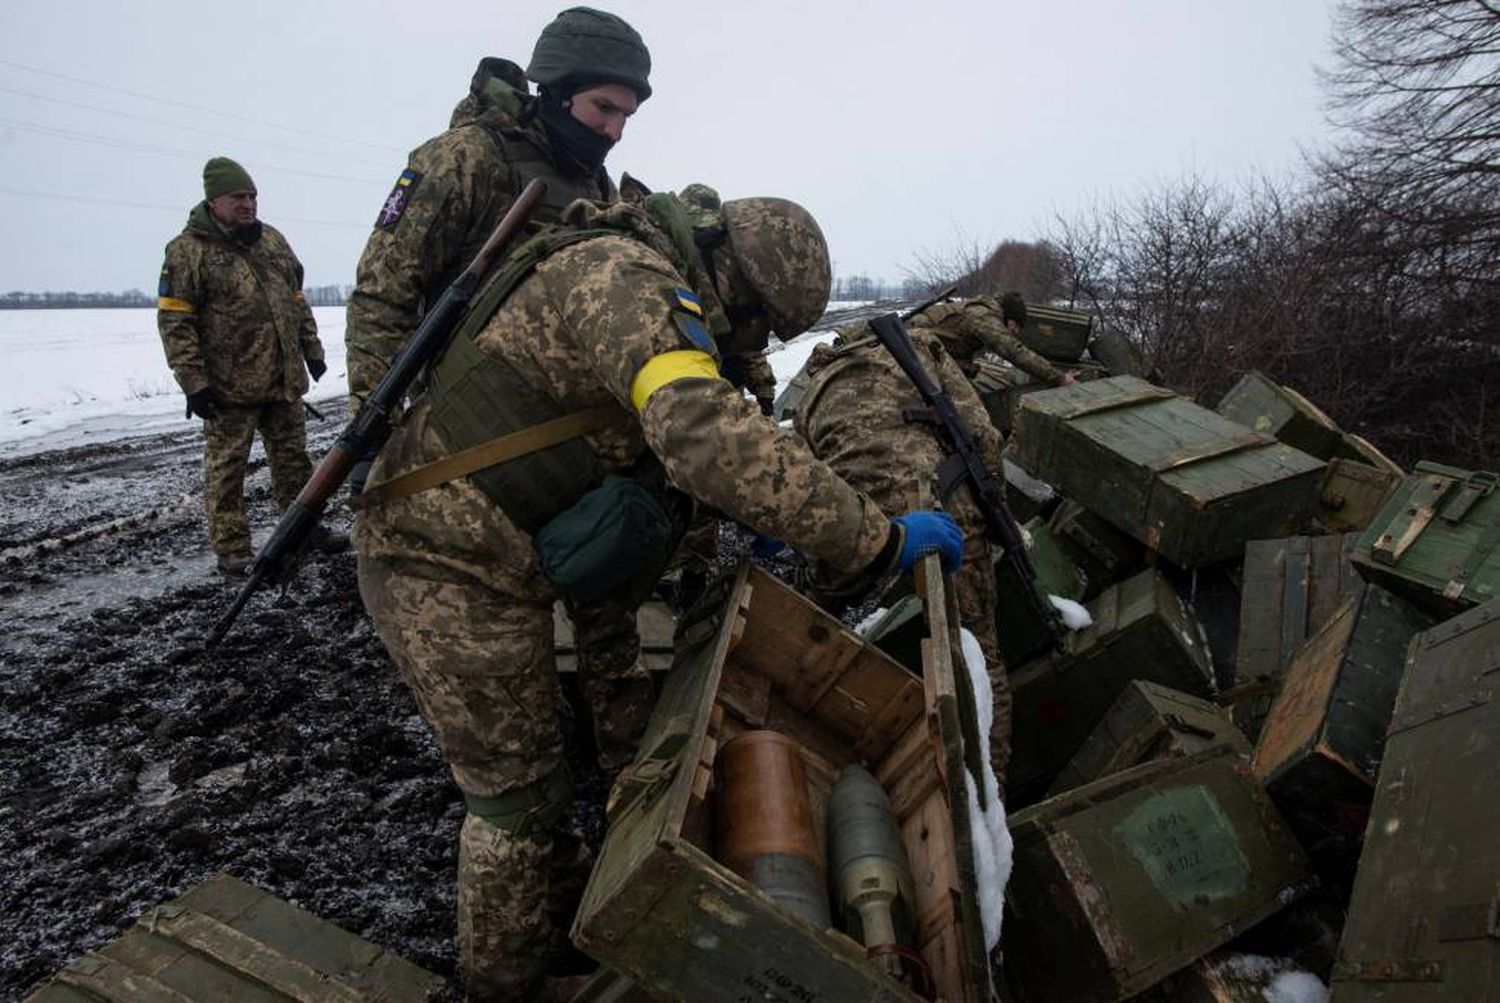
[
  {"xmin": 911, "ymin": 0, "xmax": 1499, "ymax": 472},
  {"xmin": 0, "ymin": 285, "xmax": 355, "ymax": 309}
]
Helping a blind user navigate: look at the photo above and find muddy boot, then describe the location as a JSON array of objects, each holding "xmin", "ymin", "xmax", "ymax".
[{"xmin": 217, "ymin": 553, "xmax": 252, "ymax": 577}]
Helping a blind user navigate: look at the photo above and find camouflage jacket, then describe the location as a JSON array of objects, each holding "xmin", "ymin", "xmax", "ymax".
[
  {"xmin": 794, "ymin": 325, "xmax": 1004, "ymax": 596},
  {"xmin": 354, "ymin": 201, "xmax": 891, "ymax": 599},
  {"xmin": 344, "ymin": 57, "xmax": 616, "ymax": 411},
  {"xmin": 157, "ymin": 202, "xmax": 322, "ymax": 404},
  {"xmin": 910, "ymin": 296, "xmax": 1065, "ymax": 385}
]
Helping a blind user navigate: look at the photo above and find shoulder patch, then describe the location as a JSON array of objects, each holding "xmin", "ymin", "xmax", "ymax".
[
  {"xmin": 157, "ymin": 264, "xmax": 170, "ymax": 297},
  {"xmin": 663, "ymin": 287, "xmax": 715, "ymax": 354},
  {"xmin": 375, "ymin": 168, "xmax": 422, "ymax": 230},
  {"xmin": 667, "ymin": 286, "xmax": 704, "ymax": 318}
]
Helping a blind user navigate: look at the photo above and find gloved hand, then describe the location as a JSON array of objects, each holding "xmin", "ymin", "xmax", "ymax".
[
  {"xmin": 756, "ymin": 395, "xmax": 775, "ymax": 417},
  {"xmin": 185, "ymin": 387, "xmax": 218, "ymax": 420},
  {"xmin": 749, "ymin": 532, "xmax": 786, "ymax": 561},
  {"xmin": 307, "ymin": 358, "xmax": 327, "ymax": 381},
  {"xmin": 891, "ymin": 511, "xmax": 964, "ymax": 573}
]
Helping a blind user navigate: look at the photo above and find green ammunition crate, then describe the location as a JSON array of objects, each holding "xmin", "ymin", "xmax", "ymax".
[
  {"xmin": 1008, "ymin": 568, "xmax": 1216, "ymax": 806},
  {"xmin": 574, "ymin": 563, "xmax": 994, "ymax": 1003},
  {"xmin": 1251, "ymin": 585, "xmax": 1436, "ymax": 877},
  {"xmin": 1233, "ymin": 534, "xmax": 1364, "ymax": 742},
  {"xmin": 1217, "ymin": 370, "xmax": 1345, "ymax": 460},
  {"xmin": 1331, "ymin": 599, "xmax": 1500, "ymax": 1002},
  {"xmin": 1351, "ymin": 461, "xmax": 1500, "ymax": 615},
  {"xmin": 971, "ymin": 357, "xmax": 1109, "ymax": 435},
  {"xmin": 1047, "ymin": 498, "xmax": 1147, "ymax": 599},
  {"xmin": 1004, "ymin": 748, "xmax": 1315, "ymax": 1002},
  {"xmin": 1318, "ymin": 459, "xmax": 1403, "ymax": 534},
  {"xmin": 25, "ymin": 874, "xmax": 445, "ymax": 1002},
  {"xmin": 1048, "ymin": 680, "xmax": 1251, "ymax": 797},
  {"xmin": 1087, "ymin": 326, "xmax": 1154, "ymax": 379},
  {"xmin": 1333, "ymin": 432, "xmax": 1402, "ymax": 475},
  {"xmin": 994, "ymin": 517, "xmax": 1089, "ymax": 665},
  {"xmin": 1018, "ymin": 302, "xmax": 1093, "ymax": 362},
  {"xmin": 1012, "ymin": 377, "xmax": 1327, "ymax": 567}
]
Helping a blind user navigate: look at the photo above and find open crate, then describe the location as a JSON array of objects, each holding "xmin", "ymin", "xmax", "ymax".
[{"xmin": 573, "ymin": 561, "xmax": 995, "ymax": 1002}]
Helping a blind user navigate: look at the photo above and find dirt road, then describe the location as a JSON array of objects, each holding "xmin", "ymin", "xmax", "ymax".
[{"xmin": 0, "ymin": 413, "xmax": 476, "ymax": 998}]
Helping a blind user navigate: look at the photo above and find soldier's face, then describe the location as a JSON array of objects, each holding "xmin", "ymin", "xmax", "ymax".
[
  {"xmin": 566, "ymin": 83, "xmax": 638, "ymax": 144},
  {"xmin": 209, "ymin": 190, "xmax": 257, "ymax": 227}
]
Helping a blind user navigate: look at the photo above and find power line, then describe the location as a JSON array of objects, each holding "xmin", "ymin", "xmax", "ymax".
[
  {"xmin": 0, "ymin": 84, "xmax": 397, "ymax": 169},
  {"xmin": 0, "ymin": 185, "xmax": 371, "ymax": 230},
  {"xmin": 0, "ymin": 56, "xmax": 407, "ymax": 155},
  {"xmin": 0, "ymin": 117, "xmax": 388, "ymax": 186}
]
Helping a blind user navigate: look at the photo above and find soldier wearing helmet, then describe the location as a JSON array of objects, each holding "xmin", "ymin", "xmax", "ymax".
[
  {"xmin": 345, "ymin": 7, "xmax": 653, "ymax": 418},
  {"xmin": 351, "ymin": 191, "xmax": 963, "ymax": 999}
]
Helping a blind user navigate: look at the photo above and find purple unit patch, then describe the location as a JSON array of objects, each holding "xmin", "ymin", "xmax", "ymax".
[{"xmin": 375, "ymin": 168, "xmax": 422, "ymax": 230}]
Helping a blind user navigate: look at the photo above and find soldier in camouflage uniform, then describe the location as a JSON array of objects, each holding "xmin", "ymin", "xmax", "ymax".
[
  {"xmin": 794, "ymin": 325, "xmax": 1015, "ymax": 787},
  {"xmin": 157, "ymin": 157, "xmax": 337, "ymax": 574},
  {"xmin": 344, "ymin": 8, "xmax": 655, "ymax": 782},
  {"xmin": 353, "ymin": 192, "xmax": 963, "ymax": 1000},
  {"xmin": 911, "ymin": 292, "xmax": 1077, "ymax": 387}
]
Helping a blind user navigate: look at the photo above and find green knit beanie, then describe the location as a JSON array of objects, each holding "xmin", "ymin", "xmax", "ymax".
[{"xmin": 203, "ymin": 157, "xmax": 256, "ymax": 200}]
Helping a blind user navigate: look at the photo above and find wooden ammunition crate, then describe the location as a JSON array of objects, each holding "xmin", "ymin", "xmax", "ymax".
[
  {"xmin": 1318, "ymin": 459, "xmax": 1403, "ymax": 534},
  {"xmin": 25, "ymin": 874, "xmax": 445, "ymax": 1002},
  {"xmin": 1333, "ymin": 432, "xmax": 1402, "ymax": 475},
  {"xmin": 971, "ymin": 357, "xmax": 1109, "ymax": 436},
  {"xmin": 1135, "ymin": 951, "xmax": 1327, "ymax": 1002},
  {"xmin": 1048, "ymin": 680, "xmax": 1250, "ymax": 797},
  {"xmin": 1217, "ymin": 370, "xmax": 1344, "ymax": 460},
  {"xmin": 1012, "ymin": 377, "xmax": 1327, "ymax": 567},
  {"xmin": 1251, "ymin": 585, "xmax": 1436, "ymax": 878},
  {"xmin": 1086, "ymin": 326, "xmax": 1153, "ymax": 379},
  {"xmin": 1351, "ymin": 460, "xmax": 1500, "ymax": 615},
  {"xmin": 1232, "ymin": 534, "xmax": 1364, "ymax": 742},
  {"xmin": 573, "ymin": 563, "xmax": 994, "ymax": 1002},
  {"xmin": 1047, "ymin": 498, "xmax": 1147, "ymax": 599},
  {"xmin": 994, "ymin": 517, "xmax": 1089, "ymax": 665},
  {"xmin": 1004, "ymin": 748, "xmax": 1315, "ymax": 1002},
  {"xmin": 1018, "ymin": 302, "xmax": 1093, "ymax": 362},
  {"xmin": 1008, "ymin": 568, "xmax": 1216, "ymax": 806},
  {"xmin": 1331, "ymin": 599, "xmax": 1500, "ymax": 1002}
]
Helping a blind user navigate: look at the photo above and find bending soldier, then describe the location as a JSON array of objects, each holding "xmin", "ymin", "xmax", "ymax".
[
  {"xmin": 156, "ymin": 157, "xmax": 344, "ymax": 576},
  {"xmin": 794, "ymin": 325, "xmax": 1015, "ymax": 788},
  {"xmin": 352, "ymin": 192, "xmax": 961, "ymax": 999},
  {"xmin": 911, "ymin": 291, "xmax": 1077, "ymax": 387}
]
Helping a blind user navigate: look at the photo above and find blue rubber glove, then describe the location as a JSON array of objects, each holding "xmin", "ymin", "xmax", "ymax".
[
  {"xmin": 750, "ymin": 533, "xmax": 786, "ymax": 561},
  {"xmin": 891, "ymin": 511, "xmax": 964, "ymax": 573}
]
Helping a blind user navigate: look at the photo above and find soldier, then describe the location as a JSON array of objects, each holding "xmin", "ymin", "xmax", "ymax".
[
  {"xmin": 344, "ymin": 6, "xmax": 652, "ymax": 416},
  {"xmin": 157, "ymin": 157, "xmax": 343, "ymax": 575},
  {"xmin": 912, "ymin": 291, "xmax": 1077, "ymax": 387},
  {"xmin": 352, "ymin": 192, "xmax": 962, "ymax": 999},
  {"xmin": 794, "ymin": 325, "xmax": 1015, "ymax": 787}
]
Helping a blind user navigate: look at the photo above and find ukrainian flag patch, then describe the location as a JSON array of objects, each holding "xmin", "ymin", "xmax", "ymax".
[
  {"xmin": 376, "ymin": 168, "xmax": 422, "ymax": 230},
  {"xmin": 671, "ymin": 287, "xmax": 704, "ymax": 318},
  {"xmin": 157, "ymin": 265, "xmax": 170, "ymax": 297}
]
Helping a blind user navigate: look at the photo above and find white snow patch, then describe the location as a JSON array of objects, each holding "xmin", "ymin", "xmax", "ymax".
[
  {"xmin": 1, "ymin": 307, "xmax": 349, "ymax": 458},
  {"xmin": 1049, "ymin": 595, "xmax": 1092, "ymax": 631},
  {"xmin": 958, "ymin": 626, "xmax": 1012, "ymax": 951},
  {"xmin": 853, "ymin": 606, "xmax": 889, "ymax": 637},
  {"xmin": 1263, "ymin": 971, "xmax": 1329, "ymax": 1003}
]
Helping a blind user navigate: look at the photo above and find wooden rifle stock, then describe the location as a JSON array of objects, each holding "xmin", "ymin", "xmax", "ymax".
[{"xmin": 206, "ymin": 179, "xmax": 549, "ymax": 648}]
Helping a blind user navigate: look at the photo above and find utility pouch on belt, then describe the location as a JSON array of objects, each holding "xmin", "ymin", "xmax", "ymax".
[{"xmin": 534, "ymin": 474, "xmax": 687, "ymax": 606}]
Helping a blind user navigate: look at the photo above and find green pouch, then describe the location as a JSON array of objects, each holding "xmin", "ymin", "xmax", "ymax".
[{"xmin": 534, "ymin": 475, "xmax": 681, "ymax": 605}]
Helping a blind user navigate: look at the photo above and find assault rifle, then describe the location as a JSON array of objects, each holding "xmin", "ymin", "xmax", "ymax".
[
  {"xmin": 867, "ymin": 312, "xmax": 1066, "ymax": 649},
  {"xmin": 206, "ymin": 178, "xmax": 549, "ymax": 648}
]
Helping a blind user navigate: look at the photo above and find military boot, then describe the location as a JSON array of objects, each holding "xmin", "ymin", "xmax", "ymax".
[{"xmin": 217, "ymin": 553, "xmax": 252, "ymax": 577}]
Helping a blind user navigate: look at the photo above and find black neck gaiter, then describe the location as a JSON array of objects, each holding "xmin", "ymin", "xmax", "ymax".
[{"xmin": 536, "ymin": 87, "xmax": 614, "ymax": 173}]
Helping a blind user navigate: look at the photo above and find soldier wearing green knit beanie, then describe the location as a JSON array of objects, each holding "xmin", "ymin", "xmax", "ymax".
[{"xmin": 156, "ymin": 156, "xmax": 345, "ymax": 577}]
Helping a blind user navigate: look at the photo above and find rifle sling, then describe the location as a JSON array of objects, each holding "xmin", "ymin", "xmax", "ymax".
[{"xmin": 356, "ymin": 403, "xmax": 622, "ymax": 509}]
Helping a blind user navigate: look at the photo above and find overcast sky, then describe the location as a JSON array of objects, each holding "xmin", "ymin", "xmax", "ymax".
[{"xmin": 0, "ymin": 0, "xmax": 1337, "ymax": 293}]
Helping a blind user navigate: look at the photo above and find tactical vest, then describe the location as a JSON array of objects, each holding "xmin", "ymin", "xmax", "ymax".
[
  {"xmin": 423, "ymin": 194, "xmax": 725, "ymax": 534},
  {"xmin": 489, "ymin": 121, "xmax": 612, "ymax": 223}
]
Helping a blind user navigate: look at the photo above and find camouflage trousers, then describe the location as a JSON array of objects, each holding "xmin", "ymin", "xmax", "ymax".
[
  {"xmin": 954, "ymin": 539, "xmax": 1012, "ymax": 796},
  {"xmin": 201, "ymin": 401, "xmax": 311, "ymax": 558},
  {"xmin": 357, "ymin": 554, "xmax": 652, "ymax": 1000}
]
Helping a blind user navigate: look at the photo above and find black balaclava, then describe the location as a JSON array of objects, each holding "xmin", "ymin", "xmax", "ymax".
[{"xmin": 537, "ymin": 83, "xmax": 614, "ymax": 173}]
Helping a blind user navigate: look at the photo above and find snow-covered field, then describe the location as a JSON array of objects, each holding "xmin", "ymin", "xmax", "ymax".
[
  {"xmin": 0, "ymin": 307, "xmax": 349, "ymax": 459},
  {"xmin": 0, "ymin": 303, "xmax": 878, "ymax": 460}
]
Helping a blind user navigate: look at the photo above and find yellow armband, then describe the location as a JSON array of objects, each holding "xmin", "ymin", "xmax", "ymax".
[
  {"xmin": 157, "ymin": 297, "xmax": 196, "ymax": 313},
  {"xmin": 629, "ymin": 349, "xmax": 720, "ymax": 413}
]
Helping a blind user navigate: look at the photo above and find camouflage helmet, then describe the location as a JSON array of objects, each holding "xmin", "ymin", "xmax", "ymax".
[
  {"xmin": 720, "ymin": 198, "xmax": 831, "ymax": 339},
  {"xmin": 527, "ymin": 7, "xmax": 652, "ymax": 101}
]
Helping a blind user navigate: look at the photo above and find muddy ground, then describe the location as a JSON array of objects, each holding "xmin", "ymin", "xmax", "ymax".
[{"xmin": 0, "ymin": 413, "xmax": 493, "ymax": 999}]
